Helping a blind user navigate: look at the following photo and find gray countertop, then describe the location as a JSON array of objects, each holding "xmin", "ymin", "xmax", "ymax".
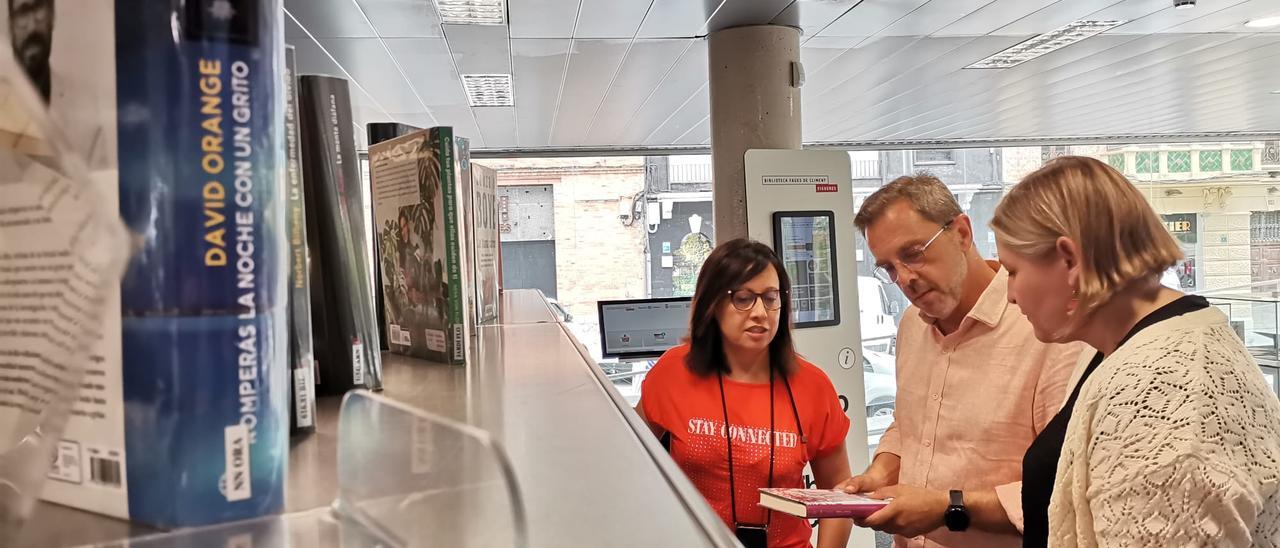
[{"xmin": 18, "ymin": 290, "xmax": 735, "ymax": 548}]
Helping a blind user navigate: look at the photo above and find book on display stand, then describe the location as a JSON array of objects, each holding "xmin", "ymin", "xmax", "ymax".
[
  {"xmin": 369, "ymin": 127, "xmax": 475, "ymax": 365},
  {"xmin": 298, "ymin": 74, "xmax": 383, "ymax": 393},
  {"xmin": 367, "ymin": 122, "xmax": 422, "ymax": 352},
  {"xmin": 283, "ymin": 45, "xmax": 317, "ymax": 435},
  {"xmin": 12, "ymin": 0, "xmax": 291, "ymax": 528}
]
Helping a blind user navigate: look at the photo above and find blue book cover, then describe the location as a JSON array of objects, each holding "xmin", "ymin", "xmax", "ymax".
[{"xmin": 35, "ymin": 0, "xmax": 289, "ymax": 528}]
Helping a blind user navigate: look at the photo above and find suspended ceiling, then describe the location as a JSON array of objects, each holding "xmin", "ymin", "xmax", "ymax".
[{"xmin": 283, "ymin": 0, "xmax": 1280, "ymax": 152}]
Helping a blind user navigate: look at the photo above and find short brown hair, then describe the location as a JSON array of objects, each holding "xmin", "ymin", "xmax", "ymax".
[
  {"xmin": 991, "ymin": 156, "xmax": 1182, "ymax": 336},
  {"xmin": 684, "ymin": 239, "xmax": 796, "ymax": 377},
  {"xmin": 854, "ymin": 173, "xmax": 963, "ymax": 233}
]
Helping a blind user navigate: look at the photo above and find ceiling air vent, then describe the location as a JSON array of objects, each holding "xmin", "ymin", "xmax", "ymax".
[
  {"xmin": 462, "ymin": 74, "xmax": 514, "ymax": 107},
  {"xmin": 966, "ymin": 20, "xmax": 1127, "ymax": 69}
]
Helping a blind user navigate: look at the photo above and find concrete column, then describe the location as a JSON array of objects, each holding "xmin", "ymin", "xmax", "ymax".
[{"xmin": 708, "ymin": 25, "xmax": 801, "ymax": 244}]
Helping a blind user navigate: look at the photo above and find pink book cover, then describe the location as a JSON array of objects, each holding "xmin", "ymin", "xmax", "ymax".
[{"xmin": 758, "ymin": 488, "xmax": 890, "ymax": 519}]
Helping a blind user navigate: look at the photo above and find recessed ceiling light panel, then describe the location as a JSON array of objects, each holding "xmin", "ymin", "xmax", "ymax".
[
  {"xmin": 462, "ymin": 74, "xmax": 514, "ymax": 107},
  {"xmin": 438, "ymin": 0, "xmax": 505, "ymax": 25},
  {"xmin": 966, "ymin": 20, "xmax": 1128, "ymax": 69},
  {"xmin": 1246, "ymin": 15, "xmax": 1280, "ymax": 28}
]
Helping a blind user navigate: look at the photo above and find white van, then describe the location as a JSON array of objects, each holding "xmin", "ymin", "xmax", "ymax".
[{"xmin": 858, "ymin": 276, "xmax": 897, "ymax": 352}]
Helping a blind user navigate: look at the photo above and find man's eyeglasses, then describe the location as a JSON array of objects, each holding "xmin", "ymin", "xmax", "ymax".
[
  {"xmin": 872, "ymin": 219, "xmax": 954, "ymax": 284},
  {"xmin": 726, "ymin": 289, "xmax": 785, "ymax": 312}
]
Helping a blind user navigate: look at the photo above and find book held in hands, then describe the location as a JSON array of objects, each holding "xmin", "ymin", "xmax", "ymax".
[{"xmin": 758, "ymin": 488, "xmax": 890, "ymax": 519}]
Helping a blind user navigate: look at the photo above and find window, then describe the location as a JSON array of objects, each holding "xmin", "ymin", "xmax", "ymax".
[
  {"xmin": 1254, "ymin": 211, "xmax": 1280, "ymax": 243},
  {"xmin": 1231, "ymin": 149, "xmax": 1254, "ymax": 171},
  {"xmin": 1199, "ymin": 150, "xmax": 1223, "ymax": 172},
  {"xmin": 1168, "ymin": 151, "xmax": 1191, "ymax": 173},
  {"xmin": 1136, "ymin": 151, "xmax": 1159, "ymax": 174},
  {"xmin": 1107, "ymin": 153, "xmax": 1125, "ymax": 172},
  {"xmin": 913, "ymin": 150, "xmax": 955, "ymax": 165}
]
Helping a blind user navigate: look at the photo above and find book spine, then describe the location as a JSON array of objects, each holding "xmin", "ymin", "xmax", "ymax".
[
  {"xmin": 439, "ymin": 128, "xmax": 465, "ymax": 365},
  {"xmin": 298, "ymin": 75, "xmax": 367, "ymax": 394},
  {"xmin": 110, "ymin": 0, "xmax": 288, "ymax": 527},
  {"xmin": 283, "ymin": 46, "xmax": 315, "ymax": 434}
]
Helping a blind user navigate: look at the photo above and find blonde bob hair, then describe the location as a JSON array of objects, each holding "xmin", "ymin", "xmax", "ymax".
[{"xmin": 991, "ymin": 156, "xmax": 1182, "ymax": 337}]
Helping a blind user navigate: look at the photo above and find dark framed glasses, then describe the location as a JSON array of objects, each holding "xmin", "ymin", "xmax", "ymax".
[
  {"xmin": 726, "ymin": 289, "xmax": 784, "ymax": 312},
  {"xmin": 872, "ymin": 219, "xmax": 954, "ymax": 284}
]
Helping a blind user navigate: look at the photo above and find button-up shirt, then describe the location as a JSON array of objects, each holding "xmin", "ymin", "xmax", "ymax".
[{"xmin": 877, "ymin": 263, "xmax": 1081, "ymax": 548}]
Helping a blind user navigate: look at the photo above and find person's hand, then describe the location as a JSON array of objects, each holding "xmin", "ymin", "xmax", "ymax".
[
  {"xmin": 835, "ymin": 471, "xmax": 892, "ymax": 495},
  {"xmin": 853, "ymin": 484, "xmax": 948, "ymax": 538}
]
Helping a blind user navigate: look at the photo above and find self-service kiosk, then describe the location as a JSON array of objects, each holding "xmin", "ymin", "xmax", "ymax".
[{"xmin": 744, "ymin": 149, "xmax": 874, "ymax": 547}]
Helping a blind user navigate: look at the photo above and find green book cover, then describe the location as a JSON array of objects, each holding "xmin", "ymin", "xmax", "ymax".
[
  {"xmin": 438, "ymin": 128, "xmax": 465, "ymax": 364},
  {"xmin": 370, "ymin": 127, "xmax": 470, "ymax": 365}
]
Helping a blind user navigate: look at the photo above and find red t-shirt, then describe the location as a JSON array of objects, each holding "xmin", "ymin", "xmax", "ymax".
[{"xmin": 641, "ymin": 344, "xmax": 851, "ymax": 548}]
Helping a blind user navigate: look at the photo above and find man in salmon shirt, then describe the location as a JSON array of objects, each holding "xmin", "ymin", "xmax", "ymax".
[{"xmin": 840, "ymin": 174, "xmax": 1081, "ymax": 548}]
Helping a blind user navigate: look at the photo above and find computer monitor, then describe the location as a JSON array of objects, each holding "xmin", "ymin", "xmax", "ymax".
[{"xmin": 597, "ymin": 297, "xmax": 692, "ymax": 360}]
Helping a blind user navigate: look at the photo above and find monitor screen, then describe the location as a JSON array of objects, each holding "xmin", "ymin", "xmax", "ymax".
[
  {"xmin": 773, "ymin": 210, "xmax": 841, "ymax": 328},
  {"xmin": 597, "ymin": 297, "xmax": 692, "ymax": 359}
]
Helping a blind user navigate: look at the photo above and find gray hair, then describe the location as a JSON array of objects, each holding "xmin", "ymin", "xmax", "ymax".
[{"xmin": 854, "ymin": 173, "xmax": 962, "ymax": 233}]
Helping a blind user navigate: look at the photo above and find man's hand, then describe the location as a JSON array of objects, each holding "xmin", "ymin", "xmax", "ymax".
[
  {"xmin": 835, "ymin": 471, "xmax": 892, "ymax": 495},
  {"xmin": 853, "ymin": 484, "xmax": 949, "ymax": 538}
]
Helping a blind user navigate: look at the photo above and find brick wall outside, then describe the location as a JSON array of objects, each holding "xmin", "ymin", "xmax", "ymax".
[{"xmin": 486, "ymin": 157, "xmax": 647, "ymax": 322}]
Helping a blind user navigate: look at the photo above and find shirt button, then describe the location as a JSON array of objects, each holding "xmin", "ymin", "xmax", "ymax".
[
  {"xmin": 931, "ymin": 394, "xmax": 940, "ymax": 401},
  {"xmin": 923, "ymin": 440, "xmax": 932, "ymax": 448}
]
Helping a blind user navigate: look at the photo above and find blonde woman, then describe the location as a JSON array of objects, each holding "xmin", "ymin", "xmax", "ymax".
[{"xmin": 991, "ymin": 156, "xmax": 1280, "ymax": 547}]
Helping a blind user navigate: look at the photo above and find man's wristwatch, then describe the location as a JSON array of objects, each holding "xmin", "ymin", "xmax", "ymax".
[{"xmin": 944, "ymin": 490, "xmax": 970, "ymax": 532}]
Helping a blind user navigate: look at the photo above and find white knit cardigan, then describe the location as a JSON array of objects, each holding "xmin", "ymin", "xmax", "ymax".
[{"xmin": 1050, "ymin": 306, "xmax": 1280, "ymax": 547}]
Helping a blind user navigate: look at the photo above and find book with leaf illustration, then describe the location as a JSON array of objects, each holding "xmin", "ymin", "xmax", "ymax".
[{"xmin": 369, "ymin": 127, "xmax": 472, "ymax": 365}]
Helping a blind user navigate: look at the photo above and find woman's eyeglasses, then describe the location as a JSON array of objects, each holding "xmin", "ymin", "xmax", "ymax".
[{"xmin": 726, "ymin": 289, "xmax": 785, "ymax": 312}]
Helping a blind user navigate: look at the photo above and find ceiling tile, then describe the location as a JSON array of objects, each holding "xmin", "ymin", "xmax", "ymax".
[
  {"xmin": 444, "ymin": 25, "xmax": 514, "ymax": 75},
  {"xmin": 644, "ymin": 85, "xmax": 709, "ymax": 145},
  {"xmin": 577, "ymin": 0, "xmax": 653, "ymax": 38},
  {"xmin": 614, "ymin": 40, "xmax": 709, "ymax": 144},
  {"xmin": 284, "ymin": 0, "xmax": 376, "ymax": 39},
  {"xmin": 637, "ymin": 0, "xmax": 719, "ymax": 38},
  {"xmin": 511, "ymin": 39, "xmax": 573, "ymax": 147},
  {"xmin": 549, "ymin": 40, "xmax": 632, "ymax": 146},
  {"xmin": 773, "ymin": 0, "xmax": 863, "ymax": 40},
  {"xmin": 584, "ymin": 39, "xmax": 697, "ymax": 145},
  {"xmin": 382, "ymin": 38, "xmax": 464, "ymax": 107},
  {"xmin": 878, "ymin": 0, "xmax": 998, "ymax": 37},
  {"xmin": 705, "ymin": 0, "xmax": 795, "ymax": 33},
  {"xmin": 317, "ymin": 38, "xmax": 425, "ymax": 113},
  {"xmin": 1109, "ymin": 0, "xmax": 1249, "ymax": 34},
  {"xmin": 472, "ymin": 107, "xmax": 519, "ymax": 148},
  {"xmin": 354, "ymin": 0, "xmax": 445, "ymax": 38},
  {"xmin": 509, "ymin": 0, "xmax": 579, "ymax": 38},
  {"xmin": 819, "ymin": 0, "xmax": 931, "ymax": 38},
  {"xmin": 932, "ymin": 0, "xmax": 1059, "ymax": 37}
]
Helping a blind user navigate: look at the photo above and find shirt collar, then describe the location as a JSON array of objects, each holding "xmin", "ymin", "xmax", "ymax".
[
  {"xmin": 916, "ymin": 260, "xmax": 1009, "ymax": 331},
  {"xmin": 968, "ymin": 261, "xmax": 1010, "ymax": 328}
]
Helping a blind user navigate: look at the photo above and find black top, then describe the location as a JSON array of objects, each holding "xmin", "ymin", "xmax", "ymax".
[{"xmin": 1021, "ymin": 295, "xmax": 1210, "ymax": 547}]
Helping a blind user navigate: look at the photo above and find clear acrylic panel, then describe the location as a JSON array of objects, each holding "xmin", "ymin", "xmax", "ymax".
[
  {"xmin": 332, "ymin": 390, "xmax": 528, "ymax": 548},
  {"xmin": 0, "ymin": 44, "xmax": 128, "ymax": 535}
]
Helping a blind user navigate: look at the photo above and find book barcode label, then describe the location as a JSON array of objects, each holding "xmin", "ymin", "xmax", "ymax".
[
  {"xmin": 49, "ymin": 440, "xmax": 82, "ymax": 484},
  {"xmin": 352, "ymin": 340, "xmax": 366, "ymax": 386},
  {"xmin": 425, "ymin": 329, "xmax": 446, "ymax": 352},
  {"xmin": 224, "ymin": 424, "xmax": 252, "ymax": 501},
  {"xmin": 293, "ymin": 366, "xmax": 314, "ymax": 428},
  {"xmin": 90, "ymin": 456, "xmax": 122, "ymax": 487},
  {"xmin": 82, "ymin": 445, "xmax": 125, "ymax": 491}
]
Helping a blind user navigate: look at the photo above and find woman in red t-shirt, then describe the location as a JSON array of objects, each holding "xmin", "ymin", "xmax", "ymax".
[{"xmin": 637, "ymin": 239, "xmax": 853, "ymax": 548}]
